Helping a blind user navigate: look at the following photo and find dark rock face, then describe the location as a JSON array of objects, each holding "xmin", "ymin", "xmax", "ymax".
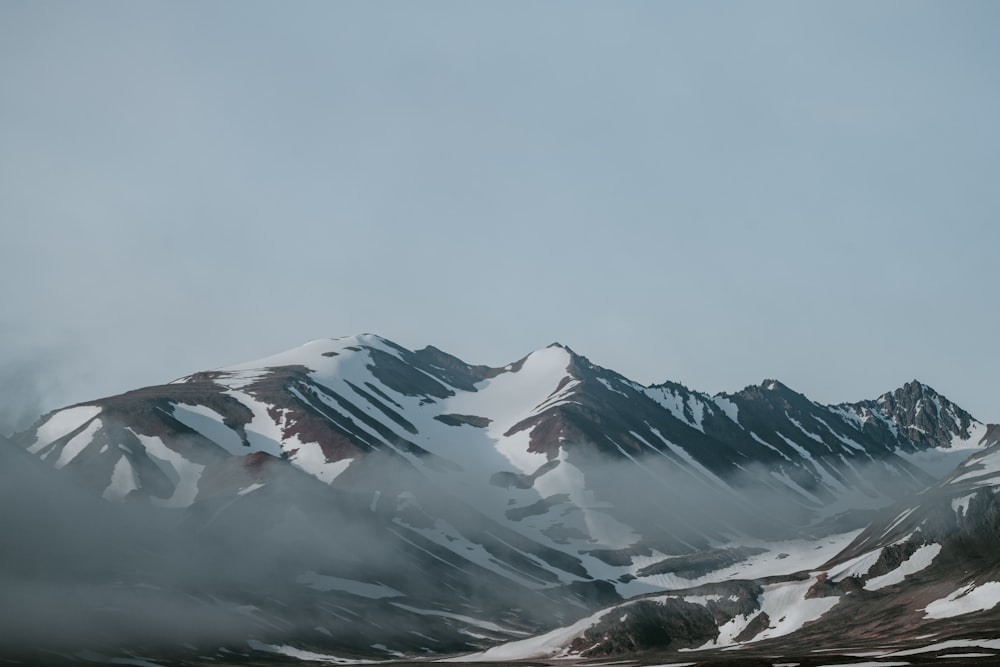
[
  {"xmin": 434, "ymin": 413, "xmax": 491, "ymax": 427},
  {"xmin": 854, "ymin": 380, "xmax": 979, "ymax": 450},
  {"xmin": 637, "ymin": 547, "xmax": 769, "ymax": 579},
  {"xmin": 734, "ymin": 611, "xmax": 771, "ymax": 643},
  {"xmin": 568, "ymin": 599, "xmax": 719, "ymax": 656}
]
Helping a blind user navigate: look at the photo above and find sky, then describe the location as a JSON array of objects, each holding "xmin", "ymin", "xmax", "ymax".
[{"xmin": 2, "ymin": 1, "xmax": 999, "ymax": 430}]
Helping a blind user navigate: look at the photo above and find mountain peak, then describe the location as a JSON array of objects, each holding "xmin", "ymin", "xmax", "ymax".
[
  {"xmin": 884, "ymin": 379, "xmax": 938, "ymax": 398},
  {"xmin": 862, "ymin": 379, "xmax": 981, "ymax": 449},
  {"xmin": 760, "ymin": 378, "xmax": 791, "ymax": 392},
  {"xmin": 877, "ymin": 379, "xmax": 959, "ymax": 413}
]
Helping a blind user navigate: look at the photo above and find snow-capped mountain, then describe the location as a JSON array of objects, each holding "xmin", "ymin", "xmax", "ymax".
[
  {"xmin": 19, "ymin": 335, "xmax": 985, "ymax": 517},
  {"xmin": 7, "ymin": 334, "xmax": 998, "ymax": 664}
]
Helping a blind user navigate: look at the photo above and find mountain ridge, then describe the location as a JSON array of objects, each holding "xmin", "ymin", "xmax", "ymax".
[{"xmin": 6, "ymin": 333, "xmax": 999, "ymax": 664}]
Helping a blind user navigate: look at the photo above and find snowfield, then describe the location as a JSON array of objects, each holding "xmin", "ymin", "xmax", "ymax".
[{"xmin": 924, "ymin": 582, "xmax": 1000, "ymax": 619}]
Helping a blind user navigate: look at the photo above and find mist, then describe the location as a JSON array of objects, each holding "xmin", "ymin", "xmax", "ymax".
[{"xmin": 0, "ymin": 409, "xmax": 966, "ymax": 662}]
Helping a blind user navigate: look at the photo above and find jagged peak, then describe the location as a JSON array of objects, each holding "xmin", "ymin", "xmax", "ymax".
[
  {"xmin": 647, "ymin": 378, "xmax": 695, "ymax": 394},
  {"xmin": 760, "ymin": 378, "xmax": 791, "ymax": 392},
  {"xmin": 880, "ymin": 379, "xmax": 941, "ymax": 400},
  {"xmin": 544, "ymin": 341, "xmax": 583, "ymax": 358},
  {"xmin": 727, "ymin": 378, "xmax": 805, "ymax": 401},
  {"xmin": 874, "ymin": 379, "xmax": 973, "ymax": 419}
]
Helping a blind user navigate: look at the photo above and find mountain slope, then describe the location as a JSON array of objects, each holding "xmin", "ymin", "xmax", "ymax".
[
  {"xmin": 10, "ymin": 333, "xmax": 996, "ymax": 663},
  {"xmin": 463, "ymin": 427, "xmax": 1000, "ymax": 663}
]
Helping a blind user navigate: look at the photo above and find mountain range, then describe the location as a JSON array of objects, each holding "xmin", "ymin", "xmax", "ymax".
[{"xmin": 4, "ymin": 333, "xmax": 999, "ymax": 665}]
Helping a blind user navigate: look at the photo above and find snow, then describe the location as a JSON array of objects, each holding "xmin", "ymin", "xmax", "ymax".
[
  {"xmin": 597, "ymin": 377, "xmax": 629, "ymax": 397},
  {"xmin": 391, "ymin": 603, "xmax": 527, "ymax": 636},
  {"xmin": 952, "ymin": 493, "xmax": 977, "ymax": 518},
  {"xmin": 788, "ymin": 416, "xmax": 827, "ymax": 447},
  {"xmin": 768, "ymin": 470, "xmax": 825, "ymax": 506},
  {"xmin": 103, "ymin": 455, "xmax": 139, "ymax": 501},
  {"xmin": 815, "ymin": 662, "xmax": 909, "ymax": 667},
  {"xmin": 221, "ymin": 388, "xmax": 353, "ymax": 484},
  {"xmin": 827, "ymin": 548, "xmax": 884, "ymax": 582},
  {"xmin": 695, "ymin": 577, "xmax": 839, "ymax": 649},
  {"xmin": 775, "ymin": 432, "xmax": 813, "ymax": 460},
  {"xmin": 644, "ymin": 387, "xmax": 707, "ymax": 432},
  {"xmin": 399, "ymin": 515, "xmax": 567, "ymax": 588},
  {"xmin": 369, "ymin": 644, "xmax": 404, "ymax": 657},
  {"xmin": 712, "ymin": 396, "xmax": 740, "ymax": 424},
  {"xmin": 296, "ymin": 571, "xmax": 403, "ymax": 599},
  {"xmin": 108, "ymin": 659, "xmax": 166, "ymax": 667},
  {"xmin": 687, "ymin": 396, "xmax": 706, "ymax": 431},
  {"xmin": 430, "ymin": 346, "xmax": 574, "ymax": 478},
  {"xmin": 53, "ymin": 418, "xmax": 103, "ymax": 469},
  {"xmin": 951, "ymin": 448, "xmax": 1000, "ymax": 486},
  {"xmin": 645, "ymin": 426, "xmax": 734, "ymax": 492},
  {"xmin": 901, "ymin": 446, "xmax": 989, "ymax": 481},
  {"xmin": 169, "ymin": 403, "xmax": 248, "ymax": 455},
  {"xmin": 924, "ymin": 582, "xmax": 1000, "ymax": 618},
  {"xmin": 625, "ymin": 531, "xmax": 861, "ymax": 595},
  {"xmin": 828, "ymin": 405, "xmax": 866, "ymax": 431},
  {"xmin": 703, "ymin": 611, "xmax": 755, "ymax": 648},
  {"xmin": 131, "ymin": 432, "xmax": 205, "ymax": 507},
  {"xmin": 880, "ymin": 509, "xmax": 916, "ymax": 538},
  {"xmin": 219, "ymin": 390, "xmax": 285, "ymax": 457},
  {"xmin": 238, "ymin": 482, "xmax": 266, "ymax": 495},
  {"xmin": 889, "ymin": 639, "xmax": 1000, "ymax": 656},
  {"xmin": 441, "ymin": 605, "xmax": 615, "ymax": 662},
  {"xmin": 247, "ymin": 639, "xmax": 373, "ymax": 664},
  {"xmin": 753, "ymin": 578, "xmax": 840, "ymax": 641},
  {"xmin": 291, "ymin": 442, "xmax": 354, "ymax": 484},
  {"xmin": 863, "ymin": 543, "xmax": 941, "ymax": 591},
  {"xmin": 28, "ymin": 405, "xmax": 101, "ymax": 454},
  {"xmin": 952, "ymin": 421, "xmax": 989, "ymax": 449},
  {"xmin": 750, "ymin": 431, "xmax": 792, "ymax": 461},
  {"xmin": 224, "ymin": 335, "xmax": 391, "ymax": 375},
  {"xmin": 813, "ymin": 416, "xmax": 865, "ymax": 451}
]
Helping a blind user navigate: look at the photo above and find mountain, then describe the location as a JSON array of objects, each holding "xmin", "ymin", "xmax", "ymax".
[
  {"xmin": 477, "ymin": 426, "xmax": 1000, "ymax": 664},
  {"xmin": 7, "ymin": 334, "xmax": 997, "ymax": 664}
]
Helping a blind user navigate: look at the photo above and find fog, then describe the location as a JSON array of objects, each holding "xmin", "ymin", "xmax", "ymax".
[{"xmin": 0, "ymin": 411, "xmax": 956, "ymax": 661}]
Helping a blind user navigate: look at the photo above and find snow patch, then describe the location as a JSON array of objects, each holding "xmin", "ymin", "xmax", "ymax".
[
  {"xmin": 290, "ymin": 443, "xmax": 354, "ymax": 484},
  {"xmin": 863, "ymin": 543, "xmax": 941, "ymax": 591},
  {"xmin": 889, "ymin": 639, "xmax": 1000, "ymax": 656},
  {"xmin": 131, "ymin": 432, "xmax": 205, "ymax": 508},
  {"xmin": 951, "ymin": 448, "xmax": 1000, "ymax": 486},
  {"xmin": 712, "ymin": 396, "xmax": 740, "ymax": 424},
  {"xmin": 296, "ymin": 571, "xmax": 403, "ymax": 599},
  {"xmin": 102, "ymin": 455, "xmax": 139, "ymax": 501},
  {"xmin": 391, "ymin": 603, "xmax": 526, "ymax": 636},
  {"xmin": 924, "ymin": 582, "xmax": 1000, "ymax": 619},
  {"xmin": 952, "ymin": 493, "xmax": 977, "ymax": 518},
  {"xmin": 53, "ymin": 418, "xmax": 103, "ymax": 468},
  {"xmin": 441, "ymin": 605, "xmax": 615, "ymax": 662},
  {"xmin": 597, "ymin": 377, "xmax": 629, "ymax": 397},
  {"xmin": 827, "ymin": 548, "xmax": 884, "ymax": 582},
  {"xmin": 880, "ymin": 508, "xmax": 916, "ymax": 538},
  {"xmin": 754, "ymin": 578, "xmax": 840, "ymax": 641},
  {"xmin": 28, "ymin": 405, "xmax": 101, "ymax": 454},
  {"xmin": 170, "ymin": 403, "xmax": 248, "ymax": 455},
  {"xmin": 247, "ymin": 639, "xmax": 372, "ymax": 664}
]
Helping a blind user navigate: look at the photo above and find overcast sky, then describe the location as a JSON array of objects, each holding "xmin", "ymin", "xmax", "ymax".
[{"xmin": 2, "ymin": 1, "xmax": 998, "ymax": 428}]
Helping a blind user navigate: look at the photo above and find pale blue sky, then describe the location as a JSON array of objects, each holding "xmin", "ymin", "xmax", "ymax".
[{"xmin": 2, "ymin": 1, "xmax": 998, "ymax": 427}]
